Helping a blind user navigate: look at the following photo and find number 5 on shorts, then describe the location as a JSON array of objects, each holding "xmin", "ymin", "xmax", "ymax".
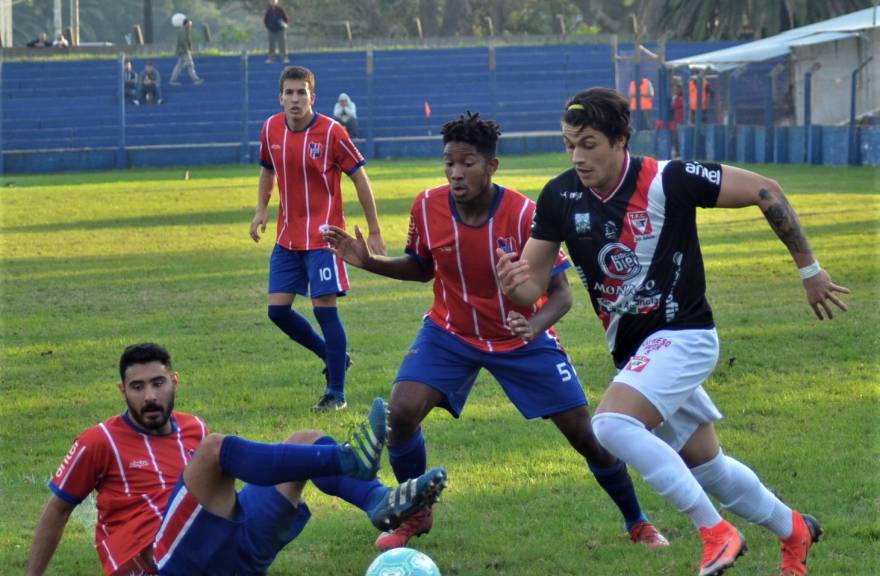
[{"xmin": 556, "ymin": 362, "xmax": 572, "ymax": 382}]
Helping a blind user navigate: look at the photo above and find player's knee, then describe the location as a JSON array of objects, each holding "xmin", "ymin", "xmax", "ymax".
[
  {"xmin": 196, "ymin": 432, "xmax": 227, "ymax": 461},
  {"xmin": 267, "ymin": 304, "xmax": 289, "ymax": 325},
  {"xmin": 591, "ymin": 411, "xmax": 641, "ymax": 452},
  {"xmin": 284, "ymin": 429, "xmax": 324, "ymax": 445}
]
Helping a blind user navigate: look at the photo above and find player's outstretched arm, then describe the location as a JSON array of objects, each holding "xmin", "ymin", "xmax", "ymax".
[
  {"xmin": 716, "ymin": 164, "xmax": 849, "ymax": 320},
  {"xmin": 250, "ymin": 168, "xmax": 274, "ymax": 243},
  {"xmin": 349, "ymin": 169, "xmax": 386, "ymax": 256},
  {"xmin": 507, "ymin": 270, "xmax": 573, "ymax": 342},
  {"xmin": 323, "ymin": 225, "xmax": 432, "ymax": 282},
  {"xmin": 26, "ymin": 495, "xmax": 76, "ymax": 576},
  {"xmin": 496, "ymin": 237, "xmax": 560, "ymax": 306}
]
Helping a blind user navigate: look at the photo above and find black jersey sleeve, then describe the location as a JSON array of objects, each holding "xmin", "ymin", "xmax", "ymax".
[
  {"xmin": 531, "ymin": 178, "xmax": 568, "ymax": 243},
  {"xmin": 662, "ymin": 160, "xmax": 723, "ymax": 208}
]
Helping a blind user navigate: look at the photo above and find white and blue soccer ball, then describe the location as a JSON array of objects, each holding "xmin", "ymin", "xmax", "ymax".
[{"xmin": 365, "ymin": 548, "xmax": 441, "ymax": 576}]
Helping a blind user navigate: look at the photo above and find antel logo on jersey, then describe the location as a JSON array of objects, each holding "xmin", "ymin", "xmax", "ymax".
[
  {"xmin": 685, "ymin": 161, "xmax": 721, "ymax": 185},
  {"xmin": 598, "ymin": 243, "xmax": 641, "ymax": 280},
  {"xmin": 56, "ymin": 440, "xmax": 80, "ymax": 477}
]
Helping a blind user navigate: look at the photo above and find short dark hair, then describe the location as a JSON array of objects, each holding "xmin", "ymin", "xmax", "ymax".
[
  {"xmin": 119, "ymin": 343, "xmax": 172, "ymax": 381},
  {"xmin": 440, "ymin": 111, "xmax": 501, "ymax": 158},
  {"xmin": 279, "ymin": 66, "xmax": 316, "ymax": 94},
  {"xmin": 563, "ymin": 88, "xmax": 632, "ymax": 148}
]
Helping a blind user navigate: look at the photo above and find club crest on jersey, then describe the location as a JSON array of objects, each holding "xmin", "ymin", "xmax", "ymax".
[
  {"xmin": 624, "ymin": 355, "xmax": 650, "ymax": 372},
  {"xmin": 308, "ymin": 142, "xmax": 322, "ymax": 159},
  {"xmin": 627, "ymin": 211, "xmax": 654, "ymax": 240},
  {"xmin": 574, "ymin": 213, "xmax": 591, "ymax": 235},
  {"xmin": 496, "ymin": 236, "xmax": 516, "ymax": 254},
  {"xmin": 598, "ymin": 242, "xmax": 641, "ymax": 280}
]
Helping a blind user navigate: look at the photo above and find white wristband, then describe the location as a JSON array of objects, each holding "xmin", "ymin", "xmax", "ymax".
[{"xmin": 798, "ymin": 261, "xmax": 822, "ymax": 280}]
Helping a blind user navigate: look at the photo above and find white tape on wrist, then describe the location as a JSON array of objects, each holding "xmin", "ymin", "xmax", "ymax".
[{"xmin": 798, "ymin": 261, "xmax": 822, "ymax": 280}]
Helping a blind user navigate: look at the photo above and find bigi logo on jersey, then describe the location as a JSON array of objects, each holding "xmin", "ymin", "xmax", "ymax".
[
  {"xmin": 598, "ymin": 242, "xmax": 641, "ymax": 280},
  {"xmin": 627, "ymin": 211, "xmax": 654, "ymax": 239},
  {"xmin": 308, "ymin": 142, "xmax": 323, "ymax": 159}
]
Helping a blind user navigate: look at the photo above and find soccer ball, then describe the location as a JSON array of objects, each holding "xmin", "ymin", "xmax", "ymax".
[
  {"xmin": 171, "ymin": 13, "xmax": 187, "ymax": 27},
  {"xmin": 365, "ymin": 548, "xmax": 441, "ymax": 576}
]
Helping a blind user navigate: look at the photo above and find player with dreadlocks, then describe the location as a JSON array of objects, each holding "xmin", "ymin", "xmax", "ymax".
[{"xmin": 323, "ymin": 112, "xmax": 668, "ymax": 551}]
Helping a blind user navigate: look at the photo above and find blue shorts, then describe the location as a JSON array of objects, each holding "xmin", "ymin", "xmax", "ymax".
[
  {"xmin": 395, "ymin": 318, "xmax": 588, "ymax": 419},
  {"xmin": 268, "ymin": 245, "xmax": 349, "ymax": 298},
  {"xmin": 154, "ymin": 477, "xmax": 311, "ymax": 576}
]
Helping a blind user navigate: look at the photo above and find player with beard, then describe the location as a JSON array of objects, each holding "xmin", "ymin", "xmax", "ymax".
[{"xmin": 26, "ymin": 343, "xmax": 447, "ymax": 576}]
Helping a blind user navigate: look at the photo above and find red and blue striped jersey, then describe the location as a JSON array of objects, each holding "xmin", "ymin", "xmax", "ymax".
[
  {"xmin": 406, "ymin": 184, "xmax": 570, "ymax": 352},
  {"xmin": 259, "ymin": 112, "xmax": 365, "ymax": 251},
  {"xmin": 49, "ymin": 412, "xmax": 207, "ymax": 575}
]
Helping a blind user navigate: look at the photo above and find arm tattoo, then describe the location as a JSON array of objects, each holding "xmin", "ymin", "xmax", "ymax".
[{"xmin": 759, "ymin": 188, "xmax": 812, "ymax": 254}]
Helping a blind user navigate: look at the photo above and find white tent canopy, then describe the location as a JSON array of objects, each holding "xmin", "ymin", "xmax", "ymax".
[{"xmin": 666, "ymin": 7, "xmax": 880, "ymax": 71}]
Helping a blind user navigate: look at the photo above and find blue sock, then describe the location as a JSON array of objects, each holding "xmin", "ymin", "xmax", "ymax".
[
  {"xmin": 267, "ymin": 305, "xmax": 326, "ymax": 359},
  {"xmin": 314, "ymin": 306, "xmax": 347, "ymax": 399},
  {"xmin": 310, "ymin": 436, "xmax": 388, "ymax": 513},
  {"xmin": 589, "ymin": 459, "xmax": 648, "ymax": 530},
  {"xmin": 219, "ymin": 435, "xmax": 345, "ymax": 485},
  {"xmin": 388, "ymin": 428, "xmax": 427, "ymax": 483}
]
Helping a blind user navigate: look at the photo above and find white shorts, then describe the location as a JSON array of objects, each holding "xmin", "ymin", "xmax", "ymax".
[{"xmin": 613, "ymin": 328, "xmax": 723, "ymax": 451}]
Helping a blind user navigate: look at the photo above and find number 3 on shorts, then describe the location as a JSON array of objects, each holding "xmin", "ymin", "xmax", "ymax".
[{"xmin": 556, "ymin": 362, "xmax": 573, "ymax": 382}]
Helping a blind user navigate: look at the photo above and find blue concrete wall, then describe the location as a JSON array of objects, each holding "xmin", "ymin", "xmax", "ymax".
[{"xmin": 1, "ymin": 43, "xmax": 877, "ymax": 173}]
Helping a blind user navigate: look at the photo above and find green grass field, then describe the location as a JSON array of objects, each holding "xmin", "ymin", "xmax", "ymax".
[{"xmin": 1, "ymin": 156, "xmax": 878, "ymax": 575}]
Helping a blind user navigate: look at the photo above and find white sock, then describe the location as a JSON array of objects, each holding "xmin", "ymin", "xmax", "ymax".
[
  {"xmin": 592, "ymin": 412, "xmax": 722, "ymax": 529},
  {"xmin": 691, "ymin": 449, "xmax": 794, "ymax": 538}
]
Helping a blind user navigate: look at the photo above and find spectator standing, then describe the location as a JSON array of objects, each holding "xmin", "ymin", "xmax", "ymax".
[
  {"xmin": 124, "ymin": 61, "xmax": 140, "ymax": 105},
  {"xmin": 169, "ymin": 18, "xmax": 204, "ymax": 85},
  {"xmin": 264, "ymin": 0, "xmax": 290, "ymax": 64},
  {"xmin": 140, "ymin": 62, "xmax": 163, "ymax": 105},
  {"xmin": 670, "ymin": 81, "xmax": 684, "ymax": 158},
  {"xmin": 333, "ymin": 93, "xmax": 358, "ymax": 138},
  {"xmin": 52, "ymin": 32, "xmax": 69, "ymax": 48},
  {"xmin": 27, "ymin": 32, "xmax": 51, "ymax": 48},
  {"xmin": 628, "ymin": 76, "xmax": 654, "ymax": 131}
]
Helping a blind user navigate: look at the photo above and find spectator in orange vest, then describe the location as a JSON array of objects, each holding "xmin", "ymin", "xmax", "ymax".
[
  {"xmin": 689, "ymin": 78, "xmax": 711, "ymax": 123},
  {"xmin": 628, "ymin": 77, "xmax": 654, "ymax": 130}
]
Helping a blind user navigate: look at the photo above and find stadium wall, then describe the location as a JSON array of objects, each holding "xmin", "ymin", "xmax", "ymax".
[{"xmin": 1, "ymin": 42, "xmax": 877, "ymax": 174}]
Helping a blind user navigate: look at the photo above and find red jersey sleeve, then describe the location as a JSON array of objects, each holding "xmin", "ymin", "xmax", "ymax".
[
  {"xmin": 331, "ymin": 123, "xmax": 365, "ymax": 175},
  {"xmin": 48, "ymin": 426, "xmax": 110, "ymax": 505},
  {"xmin": 404, "ymin": 193, "xmax": 433, "ymax": 269},
  {"xmin": 259, "ymin": 118, "xmax": 273, "ymax": 170}
]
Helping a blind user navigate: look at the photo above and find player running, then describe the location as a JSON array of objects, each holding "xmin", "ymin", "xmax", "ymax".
[
  {"xmin": 497, "ymin": 87, "xmax": 848, "ymax": 576},
  {"xmin": 323, "ymin": 112, "xmax": 666, "ymax": 552},
  {"xmin": 26, "ymin": 343, "xmax": 446, "ymax": 576},
  {"xmin": 250, "ymin": 65, "xmax": 386, "ymax": 412}
]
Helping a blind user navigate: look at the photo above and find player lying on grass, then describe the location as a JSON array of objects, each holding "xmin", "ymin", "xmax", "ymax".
[
  {"xmin": 496, "ymin": 87, "xmax": 849, "ymax": 576},
  {"xmin": 323, "ymin": 112, "xmax": 667, "ymax": 552},
  {"xmin": 26, "ymin": 343, "xmax": 446, "ymax": 576}
]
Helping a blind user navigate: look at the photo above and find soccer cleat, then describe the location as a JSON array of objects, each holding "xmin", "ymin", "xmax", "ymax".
[
  {"xmin": 699, "ymin": 520, "xmax": 747, "ymax": 576},
  {"xmin": 322, "ymin": 353, "xmax": 353, "ymax": 384},
  {"xmin": 779, "ymin": 511, "xmax": 823, "ymax": 576},
  {"xmin": 630, "ymin": 521, "xmax": 670, "ymax": 548},
  {"xmin": 193, "ymin": 78, "xmax": 205, "ymax": 85},
  {"xmin": 369, "ymin": 466, "xmax": 447, "ymax": 531},
  {"xmin": 375, "ymin": 508, "xmax": 434, "ymax": 551},
  {"xmin": 338, "ymin": 397, "xmax": 387, "ymax": 480},
  {"xmin": 313, "ymin": 393, "xmax": 347, "ymax": 412}
]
